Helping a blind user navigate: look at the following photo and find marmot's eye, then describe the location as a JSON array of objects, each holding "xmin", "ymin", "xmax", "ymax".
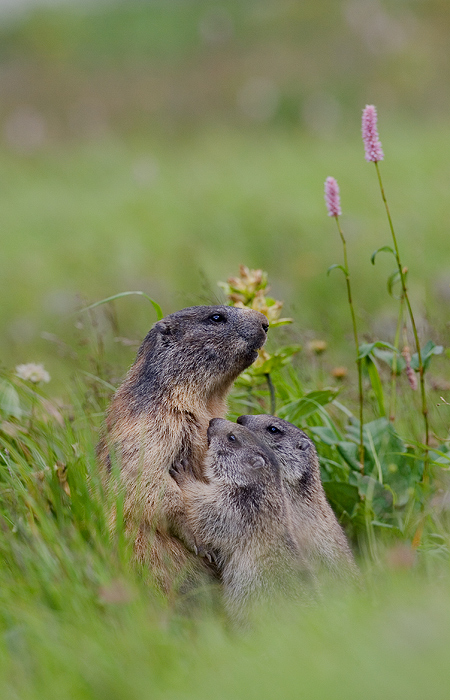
[
  {"xmin": 298, "ymin": 439, "xmax": 309, "ymax": 451},
  {"xmin": 228, "ymin": 433, "xmax": 236, "ymax": 442},
  {"xmin": 267, "ymin": 425, "xmax": 282, "ymax": 435},
  {"xmin": 210, "ymin": 313, "xmax": 227, "ymax": 323}
]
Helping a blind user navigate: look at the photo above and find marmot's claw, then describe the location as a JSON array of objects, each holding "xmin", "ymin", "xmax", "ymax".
[
  {"xmin": 171, "ymin": 457, "xmax": 192, "ymax": 479},
  {"xmin": 170, "ymin": 457, "xmax": 190, "ymax": 483},
  {"xmin": 169, "ymin": 467, "xmax": 180, "ymax": 482},
  {"xmin": 193, "ymin": 544, "xmax": 199, "ymax": 556},
  {"xmin": 194, "ymin": 545, "xmax": 217, "ymax": 566}
]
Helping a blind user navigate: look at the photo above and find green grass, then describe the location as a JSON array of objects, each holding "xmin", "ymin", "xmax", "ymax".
[
  {"xmin": 4, "ymin": 574, "xmax": 450, "ymax": 700},
  {"xmin": 1, "ymin": 362, "xmax": 450, "ymax": 700}
]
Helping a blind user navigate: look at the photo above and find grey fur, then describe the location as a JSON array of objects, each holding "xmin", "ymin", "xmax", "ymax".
[
  {"xmin": 171, "ymin": 418, "xmax": 312, "ymax": 621},
  {"xmin": 237, "ymin": 414, "xmax": 357, "ymax": 578}
]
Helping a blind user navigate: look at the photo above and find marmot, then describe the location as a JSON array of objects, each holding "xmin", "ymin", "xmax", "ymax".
[
  {"xmin": 237, "ymin": 414, "xmax": 357, "ymax": 578},
  {"xmin": 97, "ymin": 305, "xmax": 268, "ymax": 590},
  {"xmin": 170, "ymin": 418, "xmax": 308, "ymax": 621}
]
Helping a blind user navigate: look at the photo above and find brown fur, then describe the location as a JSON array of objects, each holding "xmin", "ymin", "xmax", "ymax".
[
  {"xmin": 237, "ymin": 414, "xmax": 357, "ymax": 579},
  {"xmin": 97, "ymin": 305, "xmax": 268, "ymax": 590}
]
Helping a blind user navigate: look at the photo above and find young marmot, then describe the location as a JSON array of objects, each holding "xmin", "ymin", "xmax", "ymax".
[
  {"xmin": 237, "ymin": 414, "xmax": 357, "ymax": 578},
  {"xmin": 170, "ymin": 418, "xmax": 308, "ymax": 621},
  {"xmin": 97, "ymin": 305, "xmax": 268, "ymax": 590}
]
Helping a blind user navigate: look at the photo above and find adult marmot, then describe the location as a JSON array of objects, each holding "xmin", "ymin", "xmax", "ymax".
[
  {"xmin": 237, "ymin": 414, "xmax": 357, "ymax": 578},
  {"xmin": 170, "ymin": 418, "xmax": 307, "ymax": 621},
  {"xmin": 98, "ymin": 305, "xmax": 268, "ymax": 590}
]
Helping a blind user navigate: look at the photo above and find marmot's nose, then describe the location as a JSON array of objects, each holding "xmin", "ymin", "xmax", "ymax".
[{"xmin": 261, "ymin": 321, "xmax": 269, "ymax": 334}]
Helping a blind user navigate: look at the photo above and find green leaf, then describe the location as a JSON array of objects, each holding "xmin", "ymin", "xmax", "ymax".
[
  {"xmin": 268, "ymin": 318, "xmax": 293, "ymax": 327},
  {"xmin": 372, "ymin": 348, "xmax": 406, "ymax": 374},
  {"xmin": 371, "ymin": 245, "xmax": 395, "ymax": 264},
  {"xmin": 322, "ymin": 481, "xmax": 360, "ymax": 516},
  {"xmin": 327, "ymin": 263, "xmax": 347, "ymax": 277},
  {"xmin": 387, "ymin": 270, "xmax": 402, "ymax": 298},
  {"xmin": 248, "ymin": 345, "xmax": 302, "ymax": 376},
  {"xmin": 410, "ymin": 340, "xmax": 444, "ymax": 372},
  {"xmin": 358, "ymin": 341, "xmax": 397, "ymax": 359},
  {"xmin": 423, "ymin": 339, "xmax": 444, "ymax": 356},
  {"xmin": 278, "ymin": 388, "xmax": 339, "ymax": 422},
  {"xmin": 0, "ymin": 380, "xmax": 22, "ymax": 419},
  {"xmin": 310, "ymin": 426, "xmax": 340, "ymax": 445},
  {"xmin": 336, "ymin": 441, "xmax": 361, "ymax": 471},
  {"xmin": 364, "ymin": 417, "xmax": 390, "ymax": 438},
  {"xmin": 430, "ymin": 453, "xmax": 450, "ymax": 467},
  {"xmin": 357, "ymin": 475, "xmax": 393, "ymax": 517},
  {"xmin": 346, "ymin": 417, "xmax": 390, "ymax": 448}
]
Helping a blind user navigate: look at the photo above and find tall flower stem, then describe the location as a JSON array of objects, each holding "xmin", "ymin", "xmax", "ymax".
[
  {"xmin": 389, "ymin": 295, "xmax": 404, "ymax": 422},
  {"xmin": 374, "ymin": 162, "xmax": 429, "ymax": 479},
  {"xmin": 335, "ymin": 216, "xmax": 364, "ymax": 472}
]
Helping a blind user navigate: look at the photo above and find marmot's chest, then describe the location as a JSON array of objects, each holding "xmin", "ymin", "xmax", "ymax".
[{"xmin": 166, "ymin": 410, "xmax": 212, "ymax": 481}]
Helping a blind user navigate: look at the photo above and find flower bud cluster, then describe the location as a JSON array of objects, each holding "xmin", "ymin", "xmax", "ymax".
[{"xmin": 219, "ymin": 265, "xmax": 291, "ymax": 327}]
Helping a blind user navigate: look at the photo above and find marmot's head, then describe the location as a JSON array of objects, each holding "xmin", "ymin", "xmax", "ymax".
[
  {"xmin": 204, "ymin": 418, "xmax": 279, "ymax": 488},
  {"xmin": 134, "ymin": 305, "xmax": 268, "ymax": 398},
  {"xmin": 237, "ymin": 415, "xmax": 318, "ymax": 489}
]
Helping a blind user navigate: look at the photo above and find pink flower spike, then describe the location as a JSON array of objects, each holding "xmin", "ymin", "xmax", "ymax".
[
  {"xmin": 362, "ymin": 105, "xmax": 384, "ymax": 162},
  {"xmin": 324, "ymin": 177, "xmax": 342, "ymax": 218}
]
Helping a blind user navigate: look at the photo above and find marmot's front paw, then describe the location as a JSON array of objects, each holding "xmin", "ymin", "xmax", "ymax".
[
  {"xmin": 169, "ymin": 457, "xmax": 192, "ymax": 485},
  {"xmin": 194, "ymin": 544, "xmax": 218, "ymax": 566}
]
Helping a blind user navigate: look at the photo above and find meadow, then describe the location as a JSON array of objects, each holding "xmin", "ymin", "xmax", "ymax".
[{"xmin": 2, "ymin": 1, "xmax": 450, "ymax": 698}]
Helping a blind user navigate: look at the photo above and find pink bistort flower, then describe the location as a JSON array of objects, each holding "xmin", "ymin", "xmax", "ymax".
[
  {"xmin": 362, "ymin": 105, "xmax": 384, "ymax": 162},
  {"xmin": 324, "ymin": 177, "xmax": 342, "ymax": 218}
]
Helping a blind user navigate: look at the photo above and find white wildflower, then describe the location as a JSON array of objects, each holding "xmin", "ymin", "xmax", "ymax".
[{"xmin": 16, "ymin": 363, "xmax": 50, "ymax": 384}]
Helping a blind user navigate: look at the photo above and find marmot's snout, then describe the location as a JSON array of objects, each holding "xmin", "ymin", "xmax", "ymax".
[
  {"xmin": 241, "ymin": 309, "xmax": 268, "ymax": 346},
  {"xmin": 234, "ymin": 309, "xmax": 268, "ymax": 362}
]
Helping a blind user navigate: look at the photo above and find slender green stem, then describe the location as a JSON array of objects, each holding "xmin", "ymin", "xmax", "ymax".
[
  {"xmin": 79, "ymin": 291, "xmax": 163, "ymax": 320},
  {"xmin": 374, "ymin": 162, "xmax": 429, "ymax": 479},
  {"xmin": 265, "ymin": 373, "xmax": 276, "ymax": 415},
  {"xmin": 389, "ymin": 295, "xmax": 404, "ymax": 422},
  {"xmin": 316, "ymin": 355, "xmax": 324, "ymax": 389},
  {"xmin": 335, "ymin": 217, "xmax": 364, "ymax": 473},
  {"xmin": 28, "ymin": 394, "xmax": 36, "ymax": 433}
]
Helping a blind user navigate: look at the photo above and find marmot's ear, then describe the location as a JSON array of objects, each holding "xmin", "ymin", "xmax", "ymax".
[
  {"xmin": 154, "ymin": 319, "xmax": 172, "ymax": 336},
  {"xmin": 248, "ymin": 455, "xmax": 266, "ymax": 470},
  {"xmin": 297, "ymin": 438, "xmax": 310, "ymax": 451}
]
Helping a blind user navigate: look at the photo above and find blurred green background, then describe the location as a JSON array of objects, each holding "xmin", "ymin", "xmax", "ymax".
[
  {"xmin": 3, "ymin": 4, "xmax": 450, "ymax": 699},
  {"xmin": 1, "ymin": 0, "xmax": 450, "ymax": 383}
]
